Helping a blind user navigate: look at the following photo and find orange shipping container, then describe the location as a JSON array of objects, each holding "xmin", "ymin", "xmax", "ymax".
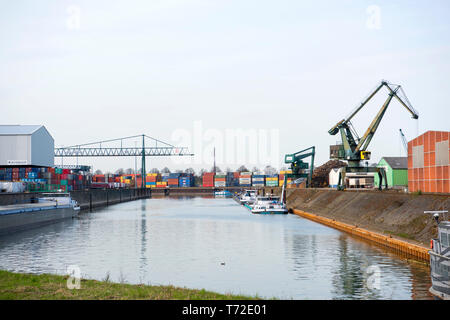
[{"xmin": 408, "ymin": 130, "xmax": 450, "ymax": 194}]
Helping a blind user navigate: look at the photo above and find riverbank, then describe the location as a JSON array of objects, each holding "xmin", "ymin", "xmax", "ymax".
[
  {"xmin": 0, "ymin": 270, "xmax": 258, "ymax": 300},
  {"xmin": 286, "ymin": 188, "xmax": 449, "ymax": 246}
]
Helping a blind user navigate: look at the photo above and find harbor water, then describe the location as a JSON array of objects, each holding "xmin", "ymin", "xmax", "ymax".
[{"xmin": 0, "ymin": 196, "xmax": 432, "ymax": 299}]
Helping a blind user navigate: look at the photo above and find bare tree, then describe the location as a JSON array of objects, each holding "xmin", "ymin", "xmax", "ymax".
[
  {"xmin": 115, "ymin": 168, "xmax": 124, "ymax": 175},
  {"xmin": 94, "ymin": 169, "xmax": 103, "ymax": 175},
  {"xmin": 225, "ymin": 167, "xmax": 232, "ymax": 173},
  {"xmin": 211, "ymin": 166, "xmax": 221, "ymax": 173},
  {"xmin": 149, "ymin": 168, "xmax": 160, "ymax": 174},
  {"xmin": 237, "ymin": 165, "xmax": 249, "ymax": 173},
  {"xmin": 198, "ymin": 168, "xmax": 206, "ymax": 177},
  {"xmin": 185, "ymin": 168, "xmax": 195, "ymax": 175},
  {"xmin": 125, "ymin": 168, "xmax": 134, "ymax": 174},
  {"xmin": 161, "ymin": 167, "xmax": 171, "ymax": 174},
  {"xmin": 264, "ymin": 165, "xmax": 277, "ymax": 175},
  {"xmin": 251, "ymin": 166, "xmax": 259, "ymax": 173},
  {"xmin": 175, "ymin": 169, "xmax": 183, "ymax": 173}
]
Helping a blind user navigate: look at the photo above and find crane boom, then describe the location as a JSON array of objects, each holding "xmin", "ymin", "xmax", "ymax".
[
  {"xmin": 284, "ymin": 146, "xmax": 315, "ymax": 187},
  {"xmin": 399, "ymin": 129, "xmax": 408, "ymax": 155},
  {"xmin": 328, "ymin": 80, "xmax": 419, "ymax": 190},
  {"xmin": 329, "ymin": 80, "xmax": 418, "ymax": 162}
]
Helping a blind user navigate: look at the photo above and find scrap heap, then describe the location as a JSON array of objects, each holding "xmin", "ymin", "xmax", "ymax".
[{"xmin": 311, "ymin": 160, "xmax": 347, "ymax": 188}]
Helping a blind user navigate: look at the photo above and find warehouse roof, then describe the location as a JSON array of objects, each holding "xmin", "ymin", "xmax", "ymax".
[
  {"xmin": 381, "ymin": 157, "xmax": 408, "ymax": 169},
  {"xmin": 0, "ymin": 125, "xmax": 45, "ymax": 135}
]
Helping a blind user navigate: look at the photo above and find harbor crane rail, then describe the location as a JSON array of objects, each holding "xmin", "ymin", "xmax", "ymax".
[
  {"xmin": 328, "ymin": 80, "xmax": 419, "ymax": 190},
  {"xmin": 55, "ymin": 134, "xmax": 194, "ymax": 188}
]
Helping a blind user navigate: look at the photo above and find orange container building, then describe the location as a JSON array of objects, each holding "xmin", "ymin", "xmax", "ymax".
[{"xmin": 408, "ymin": 131, "xmax": 449, "ymax": 193}]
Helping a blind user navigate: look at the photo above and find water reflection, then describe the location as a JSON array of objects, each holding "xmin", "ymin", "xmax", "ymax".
[
  {"xmin": 0, "ymin": 197, "xmax": 432, "ymax": 299},
  {"xmin": 140, "ymin": 201, "xmax": 148, "ymax": 282},
  {"xmin": 331, "ymin": 235, "xmax": 376, "ymax": 299}
]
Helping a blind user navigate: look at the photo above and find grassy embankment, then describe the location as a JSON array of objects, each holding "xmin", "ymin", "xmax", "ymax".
[{"xmin": 0, "ymin": 270, "xmax": 258, "ymax": 300}]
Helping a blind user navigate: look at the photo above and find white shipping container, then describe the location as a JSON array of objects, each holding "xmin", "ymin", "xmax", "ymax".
[{"xmin": 329, "ymin": 168, "xmax": 341, "ymax": 187}]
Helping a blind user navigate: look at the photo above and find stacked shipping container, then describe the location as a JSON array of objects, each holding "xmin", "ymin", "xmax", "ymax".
[
  {"xmin": 265, "ymin": 174, "xmax": 278, "ymax": 187},
  {"xmin": 408, "ymin": 131, "xmax": 450, "ymax": 193},
  {"xmin": 0, "ymin": 166, "xmax": 91, "ymax": 192},
  {"xmin": 239, "ymin": 172, "xmax": 252, "ymax": 187},
  {"xmin": 179, "ymin": 174, "xmax": 194, "ymax": 187},
  {"xmin": 167, "ymin": 173, "xmax": 180, "ymax": 187},
  {"xmin": 145, "ymin": 173, "xmax": 160, "ymax": 188},
  {"xmin": 229, "ymin": 172, "xmax": 240, "ymax": 186},
  {"xmin": 252, "ymin": 174, "xmax": 265, "ymax": 187},
  {"xmin": 214, "ymin": 173, "xmax": 227, "ymax": 187},
  {"xmin": 202, "ymin": 172, "xmax": 214, "ymax": 187},
  {"xmin": 279, "ymin": 170, "xmax": 293, "ymax": 186}
]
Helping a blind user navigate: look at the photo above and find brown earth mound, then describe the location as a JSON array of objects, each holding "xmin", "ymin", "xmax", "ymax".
[{"xmin": 311, "ymin": 160, "xmax": 347, "ymax": 188}]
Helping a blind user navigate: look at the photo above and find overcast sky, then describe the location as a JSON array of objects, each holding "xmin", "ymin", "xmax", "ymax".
[{"xmin": 1, "ymin": 0, "xmax": 449, "ymax": 173}]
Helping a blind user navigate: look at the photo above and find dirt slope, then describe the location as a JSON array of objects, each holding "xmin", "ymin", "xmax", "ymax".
[{"xmin": 287, "ymin": 188, "xmax": 449, "ymax": 246}]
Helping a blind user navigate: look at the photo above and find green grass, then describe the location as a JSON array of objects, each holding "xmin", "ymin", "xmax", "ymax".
[{"xmin": 0, "ymin": 270, "xmax": 259, "ymax": 300}]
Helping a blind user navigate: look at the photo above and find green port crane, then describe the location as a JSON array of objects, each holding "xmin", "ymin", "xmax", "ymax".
[
  {"xmin": 284, "ymin": 146, "xmax": 315, "ymax": 187},
  {"xmin": 328, "ymin": 80, "xmax": 419, "ymax": 190}
]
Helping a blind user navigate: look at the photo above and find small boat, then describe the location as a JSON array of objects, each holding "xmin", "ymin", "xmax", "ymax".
[
  {"xmin": 429, "ymin": 210, "xmax": 450, "ymax": 300},
  {"xmin": 214, "ymin": 190, "xmax": 232, "ymax": 198},
  {"xmin": 251, "ymin": 195, "xmax": 288, "ymax": 214},
  {"xmin": 239, "ymin": 190, "xmax": 257, "ymax": 205}
]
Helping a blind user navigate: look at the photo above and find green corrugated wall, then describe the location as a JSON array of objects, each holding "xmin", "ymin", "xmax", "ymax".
[{"xmin": 374, "ymin": 158, "xmax": 408, "ymax": 187}]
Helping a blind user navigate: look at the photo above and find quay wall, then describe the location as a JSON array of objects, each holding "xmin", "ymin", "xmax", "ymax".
[{"xmin": 286, "ymin": 188, "xmax": 449, "ymax": 247}]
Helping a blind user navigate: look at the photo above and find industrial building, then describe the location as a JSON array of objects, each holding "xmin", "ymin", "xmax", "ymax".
[
  {"xmin": 373, "ymin": 157, "xmax": 408, "ymax": 189},
  {"xmin": 408, "ymin": 130, "xmax": 449, "ymax": 193},
  {"xmin": 0, "ymin": 125, "xmax": 54, "ymax": 167}
]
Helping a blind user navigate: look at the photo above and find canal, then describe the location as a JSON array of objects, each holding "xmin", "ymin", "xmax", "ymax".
[{"xmin": 0, "ymin": 196, "xmax": 432, "ymax": 299}]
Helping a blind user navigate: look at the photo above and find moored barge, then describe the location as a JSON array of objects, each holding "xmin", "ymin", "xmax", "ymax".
[{"xmin": 0, "ymin": 192, "xmax": 80, "ymax": 236}]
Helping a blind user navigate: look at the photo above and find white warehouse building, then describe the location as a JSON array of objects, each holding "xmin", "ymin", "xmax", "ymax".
[{"xmin": 0, "ymin": 125, "xmax": 54, "ymax": 167}]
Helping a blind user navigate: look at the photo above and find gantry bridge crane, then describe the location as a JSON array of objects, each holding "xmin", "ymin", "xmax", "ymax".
[
  {"xmin": 328, "ymin": 80, "xmax": 419, "ymax": 190},
  {"xmin": 55, "ymin": 134, "xmax": 194, "ymax": 188},
  {"xmin": 284, "ymin": 146, "xmax": 315, "ymax": 187}
]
